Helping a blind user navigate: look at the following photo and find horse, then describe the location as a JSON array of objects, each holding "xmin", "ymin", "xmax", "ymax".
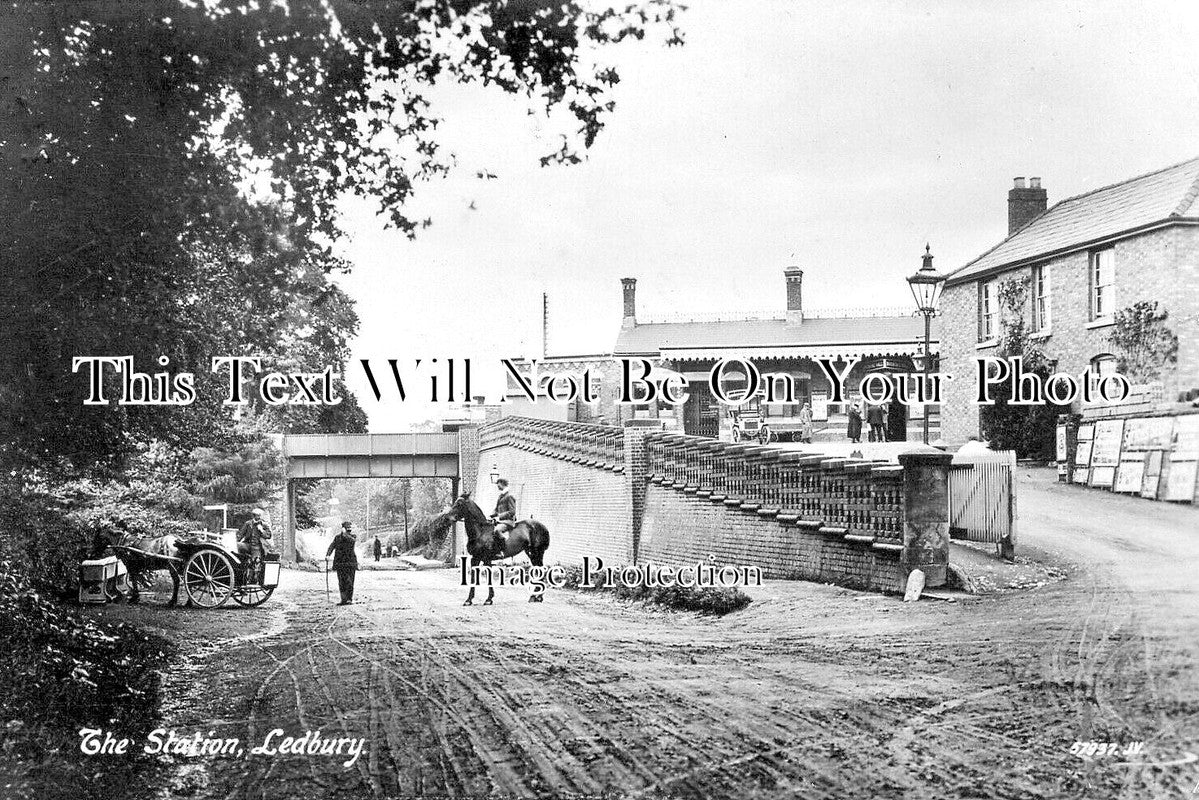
[
  {"xmin": 96, "ymin": 528, "xmax": 183, "ymax": 605},
  {"xmin": 446, "ymin": 493, "xmax": 550, "ymax": 605}
]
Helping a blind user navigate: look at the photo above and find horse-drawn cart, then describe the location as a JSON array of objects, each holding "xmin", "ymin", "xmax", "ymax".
[{"xmin": 112, "ymin": 529, "xmax": 280, "ymax": 608}]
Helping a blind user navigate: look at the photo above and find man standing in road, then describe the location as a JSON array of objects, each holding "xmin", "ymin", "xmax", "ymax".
[
  {"xmin": 373, "ymin": 537, "xmax": 382, "ymax": 562},
  {"xmin": 326, "ymin": 521, "xmax": 358, "ymax": 605}
]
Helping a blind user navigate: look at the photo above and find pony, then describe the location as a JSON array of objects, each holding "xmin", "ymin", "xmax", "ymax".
[
  {"xmin": 446, "ymin": 493, "xmax": 550, "ymax": 605},
  {"xmin": 95, "ymin": 526, "xmax": 184, "ymax": 605}
]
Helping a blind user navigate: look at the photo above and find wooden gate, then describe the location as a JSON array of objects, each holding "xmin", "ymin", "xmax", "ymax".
[{"xmin": 947, "ymin": 450, "xmax": 1017, "ymax": 557}]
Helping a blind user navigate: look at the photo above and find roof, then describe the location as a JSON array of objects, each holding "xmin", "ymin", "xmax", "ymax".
[
  {"xmin": 948, "ymin": 156, "xmax": 1199, "ymax": 285},
  {"xmin": 614, "ymin": 315, "xmax": 936, "ymax": 357}
]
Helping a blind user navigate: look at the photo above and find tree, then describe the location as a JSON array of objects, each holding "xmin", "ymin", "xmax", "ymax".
[
  {"xmin": 1108, "ymin": 301, "xmax": 1179, "ymax": 383},
  {"xmin": 978, "ymin": 276, "xmax": 1068, "ymax": 459},
  {"xmin": 0, "ymin": 1, "xmax": 683, "ymax": 472}
]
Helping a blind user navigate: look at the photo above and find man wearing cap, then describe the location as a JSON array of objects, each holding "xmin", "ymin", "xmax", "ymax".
[
  {"xmin": 490, "ymin": 478, "xmax": 516, "ymax": 553},
  {"xmin": 326, "ymin": 521, "xmax": 358, "ymax": 605},
  {"xmin": 237, "ymin": 508, "xmax": 273, "ymax": 560}
]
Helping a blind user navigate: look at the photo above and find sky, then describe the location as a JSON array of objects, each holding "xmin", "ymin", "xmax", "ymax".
[{"xmin": 333, "ymin": 0, "xmax": 1199, "ymax": 431}]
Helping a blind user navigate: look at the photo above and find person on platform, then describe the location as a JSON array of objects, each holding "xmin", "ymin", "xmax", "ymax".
[
  {"xmin": 847, "ymin": 401, "xmax": 863, "ymax": 444},
  {"xmin": 867, "ymin": 403, "xmax": 886, "ymax": 443},
  {"xmin": 491, "ymin": 478, "xmax": 516, "ymax": 552},
  {"xmin": 326, "ymin": 521, "xmax": 358, "ymax": 605},
  {"xmin": 373, "ymin": 537, "xmax": 382, "ymax": 562},
  {"xmin": 799, "ymin": 401, "xmax": 814, "ymax": 444}
]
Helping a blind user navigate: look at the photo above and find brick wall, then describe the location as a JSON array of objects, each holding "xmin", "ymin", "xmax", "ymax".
[
  {"xmin": 940, "ymin": 225, "xmax": 1199, "ymax": 445},
  {"xmin": 476, "ymin": 444, "xmax": 633, "ymax": 566},
  {"xmin": 476, "ymin": 417, "xmax": 951, "ymax": 591},
  {"xmin": 639, "ymin": 485, "xmax": 904, "ymax": 591}
]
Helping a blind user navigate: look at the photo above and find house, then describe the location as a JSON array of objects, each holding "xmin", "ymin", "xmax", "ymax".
[{"xmin": 938, "ymin": 157, "xmax": 1199, "ymax": 444}]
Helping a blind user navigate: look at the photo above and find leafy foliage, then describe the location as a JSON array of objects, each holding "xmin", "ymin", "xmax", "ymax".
[
  {"xmin": 0, "ymin": 560, "xmax": 170, "ymax": 794},
  {"xmin": 1108, "ymin": 301, "xmax": 1179, "ymax": 383},
  {"xmin": 559, "ymin": 563, "xmax": 752, "ymax": 615},
  {"xmin": 1, "ymin": 0, "xmax": 681, "ymax": 470},
  {"xmin": 978, "ymin": 276, "xmax": 1067, "ymax": 459}
]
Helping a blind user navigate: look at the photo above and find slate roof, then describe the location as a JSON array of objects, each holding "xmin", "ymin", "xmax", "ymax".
[
  {"xmin": 947, "ymin": 156, "xmax": 1199, "ymax": 285},
  {"xmin": 613, "ymin": 315, "xmax": 936, "ymax": 357}
]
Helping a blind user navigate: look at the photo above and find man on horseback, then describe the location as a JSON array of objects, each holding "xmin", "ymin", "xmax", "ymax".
[{"xmin": 490, "ymin": 478, "xmax": 516, "ymax": 553}]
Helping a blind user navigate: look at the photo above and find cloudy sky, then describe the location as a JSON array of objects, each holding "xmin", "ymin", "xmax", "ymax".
[{"xmin": 334, "ymin": 0, "xmax": 1199, "ymax": 430}]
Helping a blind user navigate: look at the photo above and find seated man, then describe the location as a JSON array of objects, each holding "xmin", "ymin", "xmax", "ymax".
[
  {"xmin": 237, "ymin": 508, "xmax": 273, "ymax": 581},
  {"xmin": 490, "ymin": 478, "xmax": 516, "ymax": 552}
]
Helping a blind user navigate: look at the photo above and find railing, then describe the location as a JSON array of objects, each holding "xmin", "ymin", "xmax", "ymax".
[
  {"xmin": 643, "ymin": 430, "xmax": 909, "ymax": 551},
  {"xmin": 480, "ymin": 416, "xmax": 625, "ymax": 473}
]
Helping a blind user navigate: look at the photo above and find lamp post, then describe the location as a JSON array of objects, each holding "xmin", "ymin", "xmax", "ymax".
[{"xmin": 907, "ymin": 244, "xmax": 946, "ymax": 445}]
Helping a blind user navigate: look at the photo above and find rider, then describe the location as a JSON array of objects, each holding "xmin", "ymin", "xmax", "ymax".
[
  {"xmin": 237, "ymin": 508, "xmax": 273, "ymax": 579},
  {"xmin": 490, "ymin": 478, "xmax": 516, "ymax": 553}
]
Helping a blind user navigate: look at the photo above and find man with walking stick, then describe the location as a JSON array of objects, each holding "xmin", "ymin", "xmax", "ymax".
[{"xmin": 326, "ymin": 521, "xmax": 358, "ymax": 605}]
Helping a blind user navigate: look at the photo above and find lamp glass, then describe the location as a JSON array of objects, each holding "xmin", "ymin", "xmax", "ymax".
[{"xmin": 907, "ymin": 269, "xmax": 945, "ymax": 313}]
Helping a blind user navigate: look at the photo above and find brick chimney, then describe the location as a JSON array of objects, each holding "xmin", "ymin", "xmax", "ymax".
[
  {"xmin": 621, "ymin": 278, "xmax": 637, "ymax": 328},
  {"xmin": 1008, "ymin": 176, "xmax": 1047, "ymax": 235},
  {"xmin": 784, "ymin": 267, "xmax": 803, "ymax": 325}
]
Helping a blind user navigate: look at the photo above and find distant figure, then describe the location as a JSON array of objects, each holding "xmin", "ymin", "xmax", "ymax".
[
  {"xmin": 326, "ymin": 521, "xmax": 358, "ymax": 605},
  {"xmin": 867, "ymin": 403, "xmax": 886, "ymax": 442},
  {"xmin": 373, "ymin": 537, "xmax": 382, "ymax": 561},
  {"xmin": 799, "ymin": 401, "xmax": 814, "ymax": 444},
  {"xmin": 847, "ymin": 401, "xmax": 863, "ymax": 444}
]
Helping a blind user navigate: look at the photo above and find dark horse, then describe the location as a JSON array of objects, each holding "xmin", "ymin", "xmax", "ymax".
[{"xmin": 447, "ymin": 493, "xmax": 550, "ymax": 605}]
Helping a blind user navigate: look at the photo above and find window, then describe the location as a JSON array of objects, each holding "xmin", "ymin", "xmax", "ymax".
[
  {"xmin": 1090, "ymin": 248, "xmax": 1115, "ymax": 319},
  {"xmin": 979, "ymin": 279, "xmax": 997, "ymax": 341},
  {"xmin": 1090, "ymin": 353, "xmax": 1118, "ymax": 377},
  {"xmin": 1031, "ymin": 265, "xmax": 1051, "ymax": 332}
]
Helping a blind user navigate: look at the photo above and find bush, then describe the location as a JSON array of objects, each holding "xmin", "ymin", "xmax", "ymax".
[
  {"xmin": 557, "ymin": 562, "xmax": 752, "ymax": 615},
  {"xmin": 0, "ymin": 560, "xmax": 170, "ymax": 791}
]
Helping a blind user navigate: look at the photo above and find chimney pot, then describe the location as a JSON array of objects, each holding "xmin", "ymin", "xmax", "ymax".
[
  {"xmin": 621, "ymin": 277, "xmax": 637, "ymax": 328},
  {"xmin": 1013, "ymin": 176, "xmax": 1026, "ymax": 189},
  {"xmin": 784, "ymin": 267, "xmax": 803, "ymax": 325},
  {"xmin": 1008, "ymin": 176, "xmax": 1047, "ymax": 234}
]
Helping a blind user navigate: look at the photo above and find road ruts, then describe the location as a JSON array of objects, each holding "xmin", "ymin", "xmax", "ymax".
[{"xmin": 142, "ymin": 470, "xmax": 1198, "ymax": 800}]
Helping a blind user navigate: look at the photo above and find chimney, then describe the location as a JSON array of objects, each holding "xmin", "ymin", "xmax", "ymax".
[
  {"xmin": 1008, "ymin": 175, "xmax": 1047, "ymax": 235},
  {"xmin": 784, "ymin": 267, "xmax": 803, "ymax": 325},
  {"xmin": 621, "ymin": 278, "xmax": 637, "ymax": 328}
]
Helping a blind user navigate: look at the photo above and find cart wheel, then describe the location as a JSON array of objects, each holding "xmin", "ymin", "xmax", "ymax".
[
  {"xmin": 232, "ymin": 585, "xmax": 276, "ymax": 608},
  {"xmin": 184, "ymin": 549, "xmax": 235, "ymax": 608}
]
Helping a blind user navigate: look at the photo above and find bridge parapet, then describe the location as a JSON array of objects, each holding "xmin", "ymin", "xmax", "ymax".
[
  {"xmin": 641, "ymin": 431, "xmax": 952, "ymax": 587},
  {"xmin": 478, "ymin": 417, "xmax": 952, "ymax": 591},
  {"xmin": 481, "ymin": 416, "xmax": 625, "ymax": 473}
]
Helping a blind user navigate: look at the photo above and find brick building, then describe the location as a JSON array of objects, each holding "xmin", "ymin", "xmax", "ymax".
[
  {"xmin": 939, "ymin": 157, "xmax": 1199, "ymax": 444},
  {"xmin": 613, "ymin": 271, "xmax": 938, "ymax": 441},
  {"xmin": 503, "ymin": 271, "xmax": 941, "ymax": 441}
]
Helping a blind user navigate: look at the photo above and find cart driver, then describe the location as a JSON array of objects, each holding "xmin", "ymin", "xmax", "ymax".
[
  {"xmin": 237, "ymin": 508, "xmax": 273, "ymax": 561},
  {"xmin": 491, "ymin": 478, "xmax": 516, "ymax": 550}
]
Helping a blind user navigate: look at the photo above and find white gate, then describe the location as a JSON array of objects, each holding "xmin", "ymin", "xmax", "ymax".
[{"xmin": 948, "ymin": 450, "xmax": 1017, "ymax": 556}]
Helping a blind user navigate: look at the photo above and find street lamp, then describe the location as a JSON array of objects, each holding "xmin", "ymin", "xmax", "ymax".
[
  {"xmin": 907, "ymin": 244, "xmax": 946, "ymax": 444},
  {"xmin": 489, "ymin": 464, "xmax": 500, "ymax": 484}
]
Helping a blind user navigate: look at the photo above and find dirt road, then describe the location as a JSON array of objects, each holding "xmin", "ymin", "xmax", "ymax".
[{"xmin": 122, "ymin": 469, "xmax": 1197, "ymax": 799}]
